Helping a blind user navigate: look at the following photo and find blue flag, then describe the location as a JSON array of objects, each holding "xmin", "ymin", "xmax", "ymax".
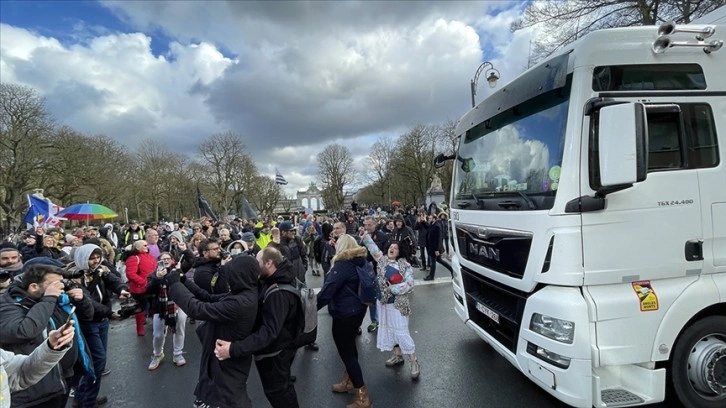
[{"xmin": 22, "ymin": 195, "xmax": 50, "ymax": 226}]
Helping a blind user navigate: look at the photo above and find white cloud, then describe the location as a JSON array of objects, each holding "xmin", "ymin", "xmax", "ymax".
[{"xmin": 1, "ymin": 1, "xmax": 534, "ymax": 195}]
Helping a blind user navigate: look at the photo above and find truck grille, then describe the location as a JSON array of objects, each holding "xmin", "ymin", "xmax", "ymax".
[
  {"xmin": 455, "ymin": 225, "xmax": 532, "ymax": 279},
  {"xmin": 461, "ymin": 266, "xmax": 531, "ymax": 353}
]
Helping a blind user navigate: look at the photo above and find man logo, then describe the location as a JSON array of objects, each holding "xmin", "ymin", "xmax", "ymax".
[{"xmin": 468, "ymin": 242, "xmax": 500, "ymax": 262}]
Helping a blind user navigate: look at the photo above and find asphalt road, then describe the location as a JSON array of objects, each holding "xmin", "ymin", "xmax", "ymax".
[{"xmin": 78, "ymin": 267, "xmax": 668, "ymax": 408}]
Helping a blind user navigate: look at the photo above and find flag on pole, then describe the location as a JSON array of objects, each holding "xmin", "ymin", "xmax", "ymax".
[
  {"xmin": 239, "ymin": 194, "xmax": 257, "ymax": 219},
  {"xmin": 22, "ymin": 195, "xmax": 65, "ymax": 227},
  {"xmin": 275, "ymin": 168, "xmax": 288, "ymax": 185},
  {"xmin": 197, "ymin": 185, "xmax": 218, "ymax": 221}
]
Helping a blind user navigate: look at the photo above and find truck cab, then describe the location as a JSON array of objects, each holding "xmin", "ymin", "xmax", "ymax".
[{"xmin": 449, "ymin": 16, "xmax": 725, "ymax": 408}]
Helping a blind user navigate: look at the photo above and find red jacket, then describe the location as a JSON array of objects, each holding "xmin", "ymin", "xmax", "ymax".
[{"xmin": 125, "ymin": 252, "xmax": 156, "ymax": 294}]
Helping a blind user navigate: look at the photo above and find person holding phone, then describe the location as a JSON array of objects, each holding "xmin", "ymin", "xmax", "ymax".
[
  {"xmin": 145, "ymin": 252, "xmax": 188, "ymax": 370},
  {"xmin": 69, "ymin": 244, "xmax": 130, "ymax": 408},
  {"xmin": 1, "ymin": 323, "xmax": 76, "ymax": 407},
  {"xmin": 0, "ymin": 263, "xmax": 94, "ymax": 408}
]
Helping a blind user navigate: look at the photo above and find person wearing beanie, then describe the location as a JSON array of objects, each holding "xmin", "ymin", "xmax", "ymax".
[
  {"xmin": 241, "ymin": 232, "xmax": 260, "ymax": 256},
  {"xmin": 162, "ymin": 231, "xmax": 193, "ymax": 271},
  {"xmin": 18, "ymin": 233, "xmax": 39, "ymax": 262}
]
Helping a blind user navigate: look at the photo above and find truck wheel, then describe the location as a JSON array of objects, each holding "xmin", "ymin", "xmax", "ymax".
[{"xmin": 670, "ymin": 315, "xmax": 726, "ymax": 408}]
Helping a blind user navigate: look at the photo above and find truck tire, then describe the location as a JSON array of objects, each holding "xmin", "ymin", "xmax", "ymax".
[{"xmin": 670, "ymin": 315, "xmax": 726, "ymax": 408}]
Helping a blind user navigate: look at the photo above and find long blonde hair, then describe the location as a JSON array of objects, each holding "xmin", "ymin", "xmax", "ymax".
[{"xmin": 331, "ymin": 234, "xmax": 358, "ymax": 266}]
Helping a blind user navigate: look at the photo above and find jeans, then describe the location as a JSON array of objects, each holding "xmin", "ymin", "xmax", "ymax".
[
  {"xmin": 255, "ymin": 347, "xmax": 299, "ymax": 408},
  {"xmin": 332, "ymin": 311, "xmax": 367, "ymax": 388},
  {"xmin": 369, "ymin": 302, "xmax": 377, "ymax": 324},
  {"xmin": 152, "ymin": 308, "xmax": 187, "ymax": 357},
  {"xmin": 75, "ymin": 319, "xmax": 109, "ymax": 408},
  {"xmin": 443, "ymin": 235, "xmax": 450, "ymax": 254},
  {"xmin": 419, "ymin": 245, "xmax": 427, "ymax": 268}
]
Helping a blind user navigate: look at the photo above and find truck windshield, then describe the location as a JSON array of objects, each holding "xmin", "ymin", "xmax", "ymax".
[{"xmin": 454, "ymin": 80, "xmax": 571, "ymax": 211}]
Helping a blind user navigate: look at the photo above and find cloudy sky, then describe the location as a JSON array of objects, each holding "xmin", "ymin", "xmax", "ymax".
[{"xmin": 0, "ymin": 0, "xmax": 536, "ymax": 196}]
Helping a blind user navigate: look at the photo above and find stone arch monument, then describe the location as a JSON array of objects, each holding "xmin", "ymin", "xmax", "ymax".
[{"xmin": 297, "ymin": 182, "xmax": 324, "ymax": 211}]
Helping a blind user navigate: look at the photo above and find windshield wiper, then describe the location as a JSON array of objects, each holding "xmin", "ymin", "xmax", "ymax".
[{"xmin": 515, "ymin": 191, "xmax": 537, "ymax": 210}]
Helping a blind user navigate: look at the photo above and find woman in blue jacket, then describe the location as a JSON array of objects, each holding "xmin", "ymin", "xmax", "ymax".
[{"xmin": 316, "ymin": 234, "xmax": 372, "ymax": 408}]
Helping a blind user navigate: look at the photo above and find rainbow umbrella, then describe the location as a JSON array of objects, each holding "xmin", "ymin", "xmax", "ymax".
[{"xmin": 56, "ymin": 203, "xmax": 118, "ymax": 221}]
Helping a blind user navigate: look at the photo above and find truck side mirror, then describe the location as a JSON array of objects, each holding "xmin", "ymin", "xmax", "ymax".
[
  {"xmin": 598, "ymin": 103, "xmax": 648, "ymax": 187},
  {"xmin": 434, "ymin": 153, "xmax": 455, "ymax": 169}
]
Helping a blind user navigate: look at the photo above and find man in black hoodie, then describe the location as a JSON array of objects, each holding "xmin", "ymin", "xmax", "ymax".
[
  {"xmin": 167, "ymin": 255, "xmax": 259, "ymax": 408},
  {"xmin": 214, "ymin": 247, "xmax": 301, "ymax": 408},
  {"xmin": 190, "ymin": 238, "xmax": 229, "ymax": 294}
]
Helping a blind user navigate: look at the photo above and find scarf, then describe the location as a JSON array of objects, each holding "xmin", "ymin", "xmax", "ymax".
[
  {"xmin": 158, "ymin": 280, "xmax": 177, "ymax": 333},
  {"xmin": 57, "ymin": 293, "xmax": 96, "ymax": 381}
]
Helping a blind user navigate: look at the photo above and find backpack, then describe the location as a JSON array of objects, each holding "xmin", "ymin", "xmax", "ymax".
[
  {"xmin": 350, "ymin": 262, "xmax": 376, "ymax": 307},
  {"xmin": 263, "ymin": 281, "xmax": 318, "ymax": 348}
]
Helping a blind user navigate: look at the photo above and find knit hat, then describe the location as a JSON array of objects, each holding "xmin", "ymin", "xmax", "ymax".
[
  {"xmin": 65, "ymin": 234, "xmax": 76, "ymax": 244},
  {"xmin": 278, "ymin": 221, "xmax": 294, "ymax": 231},
  {"xmin": 21, "ymin": 256, "xmax": 65, "ymax": 273},
  {"xmin": 241, "ymin": 232, "xmax": 255, "ymax": 242}
]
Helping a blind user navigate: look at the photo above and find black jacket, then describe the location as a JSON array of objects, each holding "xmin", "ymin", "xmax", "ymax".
[
  {"xmin": 169, "ymin": 255, "xmax": 259, "ymax": 408},
  {"xmin": 191, "ymin": 257, "xmax": 228, "ymax": 294},
  {"xmin": 317, "ymin": 246, "xmax": 368, "ymax": 319},
  {"xmin": 0, "ymin": 285, "xmax": 93, "ymax": 407},
  {"xmin": 426, "ymin": 222, "xmax": 442, "ymax": 253},
  {"xmin": 229, "ymin": 259, "xmax": 301, "ymax": 358},
  {"xmin": 415, "ymin": 220, "xmax": 429, "ymax": 246},
  {"xmin": 75, "ymin": 267, "xmax": 128, "ymax": 321}
]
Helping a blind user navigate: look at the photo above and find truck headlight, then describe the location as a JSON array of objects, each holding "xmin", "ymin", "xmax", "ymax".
[{"xmin": 530, "ymin": 313, "xmax": 575, "ymax": 344}]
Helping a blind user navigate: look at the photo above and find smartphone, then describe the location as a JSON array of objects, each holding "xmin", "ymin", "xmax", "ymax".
[
  {"xmin": 157, "ymin": 260, "xmax": 166, "ymax": 270},
  {"xmin": 62, "ymin": 306, "xmax": 76, "ymax": 330}
]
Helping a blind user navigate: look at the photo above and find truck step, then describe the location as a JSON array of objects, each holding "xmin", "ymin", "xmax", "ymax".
[{"xmin": 601, "ymin": 389, "xmax": 644, "ymax": 407}]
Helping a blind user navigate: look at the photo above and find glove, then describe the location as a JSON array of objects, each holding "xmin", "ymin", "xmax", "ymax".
[{"xmin": 165, "ymin": 270, "xmax": 181, "ymax": 285}]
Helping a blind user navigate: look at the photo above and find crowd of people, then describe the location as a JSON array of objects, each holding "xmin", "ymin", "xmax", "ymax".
[{"xmin": 0, "ymin": 204, "xmax": 453, "ymax": 408}]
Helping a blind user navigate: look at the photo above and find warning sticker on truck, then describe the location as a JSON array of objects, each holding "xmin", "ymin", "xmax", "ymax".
[{"xmin": 632, "ymin": 281, "xmax": 659, "ymax": 312}]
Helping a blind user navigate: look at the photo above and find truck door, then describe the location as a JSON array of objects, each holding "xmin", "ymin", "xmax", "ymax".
[
  {"xmin": 582, "ymin": 101, "xmax": 704, "ymax": 286},
  {"xmin": 691, "ymin": 101, "xmax": 726, "ymax": 275}
]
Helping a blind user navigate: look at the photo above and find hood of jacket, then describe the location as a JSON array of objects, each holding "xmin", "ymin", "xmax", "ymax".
[
  {"xmin": 74, "ymin": 244, "xmax": 102, "ymax": 270},
  {"xmin": 334, "ymin": 246, "xmax": 367, "ymax": 264},
  {"xmin": 263, "ymin": 258, "xmax": 296, "ymax": 286},
  {"xmin": 220, "ymin": 255, "xmax": 259, "ymax": 294}
]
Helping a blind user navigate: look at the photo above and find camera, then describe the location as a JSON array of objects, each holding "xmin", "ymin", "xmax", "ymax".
[
  {"xmin": 62, "ymin": 279, "xmax": 80, "ymax": 291},
  {"xmin": 116, "ymin": 298, "xmax": 142, "ymax": 319},
  {"xmin": 0, "ymin": 269, "xmax": 11, "ymax": 283}
]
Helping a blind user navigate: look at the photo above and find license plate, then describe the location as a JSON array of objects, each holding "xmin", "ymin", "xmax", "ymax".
[{"xmin": 475, "ymin": 302, "xmax": 500, "ymax": 324}]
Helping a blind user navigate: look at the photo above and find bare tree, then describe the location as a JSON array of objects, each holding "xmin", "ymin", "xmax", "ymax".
[
  {"xmin": 391, "ymin": 125, "xmax": 438, "ymax": 205},
  {"xmin": 198, "ymin": 132, "xmax": 256, "ymax": 217},
  {"xmin": 317, "ymin": 143, "xmax": 354, "ymax": 211},
  {"xmin": 367, "ymin": 135, "xmax": 395, "ymax": 206},
  {"xmin": 0, "ymin": 83, "xmax": 54, "ymax": 230},
  {"xmin": 248, "ymin": 175, "xmax": 282, "ymax": 215},
  {"xmin": 513, "ymin": 0, "xmax": 726, "ymax": 62}
]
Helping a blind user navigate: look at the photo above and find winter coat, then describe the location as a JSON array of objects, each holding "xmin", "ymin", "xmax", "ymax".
[
  {"xmin": 191, "ymin": 257, "xmax": 228, "ymax": 294},
  {"xmin": 316, "ymin": 246, "xmax": 369, "ymax": 319},
  {"xmin": 0, "ymin": 341, "xmax": 69, "ymax": 408},
  {"xmin": 0, "ymin": 286, "xmax": 93, "ymax": 408},
  {"xmin": 122, "ymin": 227, "xmax": 144, "ymax": 247},
  {"xmin": 69, "ymin": 244, "xmax": 128, "ymax": 321},
  {"xmin": 415, "ymin": 220, "xmax": 429, "ymax": 246},
  {"xmin": 426, "ymin": 222, "xmax": 442, "ymax": 254},
  {"xmin": 124, "ymin": 251, "xmax": 156, "ymax": 294},
  {"xmin": 229, "ymin": 259, "xmax": 301, "ymax": 358},
  {"xmin": 169, "ymin": 256, "xmax": 259, "ymax": 408},
  {"xmin": 280, "ymin": 235, "xmax": 307, "ymax": 278}
]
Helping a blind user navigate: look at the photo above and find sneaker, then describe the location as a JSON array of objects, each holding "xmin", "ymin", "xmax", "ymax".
[
  {"xmin": 367, "ymin": 322, "xmax": 378, "ymax": 332},
  {"xmin": 411, "ymin": 359, "xmax": 420, "ymax": 379},
  {"xmin": 148, "ymin": 353, "xmax": 164, "ymax": 371},
  {"xmin": 101, "ymin": 368, "xmax": 111, "ymax": 376},
  {"xmin": 173, "ymin": 355, "xmax": 187, "ymax": 367},
  {"xmin": 69, "ymin": 387, "xmax": 75, "ymax": 398},
  {"xmin": 385, "ymin": 354, "xmax": 404, "ymax": 367},
  {"xmin": 96, "ymin": 395, "xmax": 109, "ymax": 406}
]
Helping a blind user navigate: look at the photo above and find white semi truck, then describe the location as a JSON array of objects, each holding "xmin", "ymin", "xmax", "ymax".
[{"xmin": 442, "ymin": 10, "xmax": 725, "ymax": 408}]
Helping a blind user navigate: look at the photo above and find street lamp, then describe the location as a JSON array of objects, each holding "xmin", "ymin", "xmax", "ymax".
[{"xmin": 470, "ymin": 61, "xmax": 500, "ymax": 107}]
